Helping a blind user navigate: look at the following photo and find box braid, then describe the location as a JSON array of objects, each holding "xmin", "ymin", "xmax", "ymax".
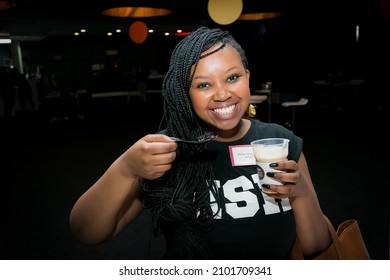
[{"xmin": 143, "ymin": 27, "xmax": 249, "ymax": 259}]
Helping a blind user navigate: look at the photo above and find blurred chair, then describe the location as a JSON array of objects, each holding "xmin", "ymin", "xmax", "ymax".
[{"xmin": 281, "ymin": 97, "xmax": 308, "ymax": 131}]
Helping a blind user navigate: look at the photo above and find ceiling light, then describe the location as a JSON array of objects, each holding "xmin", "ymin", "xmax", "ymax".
[
  {"xmin": 101, "ymin": 0, "xmax": 172, "ymax": 18},
  {"xmin": 102, "ymin": 7, "xmax": 172, "ymax": 17},
  {"xmin": 208, "ymin": 0, "xmax": 243, "ymax": 25},
  {"xmin": 238, "ymin": 12, "xmax": 285, "ymax": 20},
  {"xmin": 238, "ymin": 0, "xmax": 287, "ymax": 21},
  {"xmin": 129, "ymin": 21, "xmax": 148, "ymax": 44}
]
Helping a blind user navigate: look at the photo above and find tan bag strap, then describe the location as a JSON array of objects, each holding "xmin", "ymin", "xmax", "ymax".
[
  {"xmin": 291, "ymin": 215, "xmax": 346, "ymax": 259},
  {"xmin": 323, "ymin": 215, "xmax": 346, "ymax": 259}
]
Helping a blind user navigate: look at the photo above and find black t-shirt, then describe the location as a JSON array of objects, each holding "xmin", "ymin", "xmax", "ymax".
[{"xmin": 198, "ymin": 119, "xmax": 303, "ymax": 259}]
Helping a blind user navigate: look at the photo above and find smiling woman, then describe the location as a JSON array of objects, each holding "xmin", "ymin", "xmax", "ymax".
[{"xmin": 68, "ymin": 26, "xmax": 334, "ymax": 260}]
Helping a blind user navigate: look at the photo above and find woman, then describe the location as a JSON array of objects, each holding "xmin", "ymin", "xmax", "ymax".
[{"xmin": 69, "ymin": 26, "xmax": 331, "ymax": 259}]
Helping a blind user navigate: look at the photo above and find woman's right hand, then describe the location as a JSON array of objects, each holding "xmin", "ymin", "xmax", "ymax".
[{"xmin": 119, "ymin": 134, "xmax": 177, "ymax": 180}]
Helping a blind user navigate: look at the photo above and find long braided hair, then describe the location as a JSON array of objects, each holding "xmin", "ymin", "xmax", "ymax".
[{"xmin": 142, "ymin": 27, "xmax": 249, "ymax": 259}]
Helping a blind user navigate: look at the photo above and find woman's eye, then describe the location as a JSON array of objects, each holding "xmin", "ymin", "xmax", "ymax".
[
  {"xmin": 197, "ymin": 83, "xmax": 209, "ymax": 89},
  {"xmin": 227, "ymin": 74, "xmax": 239, "ymax": 82}
]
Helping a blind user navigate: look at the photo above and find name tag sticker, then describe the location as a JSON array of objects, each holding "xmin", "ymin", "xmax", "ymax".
[{"xmin": 229, "ymin": 145, "xmax": 256, "ymax": 166}]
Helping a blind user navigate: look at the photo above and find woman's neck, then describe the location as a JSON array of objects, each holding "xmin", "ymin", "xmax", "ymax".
[{"xmin": 215, "ymin": 118, "xmax": 251, "ymax": 142}]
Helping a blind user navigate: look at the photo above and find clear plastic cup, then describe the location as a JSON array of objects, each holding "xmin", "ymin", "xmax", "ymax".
[{"xmin": 251, "ymin": 138, "xmax": 289, "ymax": 194}]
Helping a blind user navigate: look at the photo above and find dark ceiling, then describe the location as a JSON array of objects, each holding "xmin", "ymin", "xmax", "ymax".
[{"xmin": 0, "ymin": 0, "xmax": 385, "ymax": 41}]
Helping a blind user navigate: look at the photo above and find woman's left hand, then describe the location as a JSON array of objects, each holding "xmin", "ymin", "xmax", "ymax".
[{"xmin": 262, "ymin": 159, "xmax": 309, "ymax": 199}]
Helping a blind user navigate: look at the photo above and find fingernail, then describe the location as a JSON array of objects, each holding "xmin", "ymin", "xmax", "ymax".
[
  {"xmin": 269, "ymin": 163, "xmax": 278, "ymax": 167},
  {"xmin": 262, "ymin": 184, "xmax": 270, "ymax": 189},
  {"xmin": 266, "ymin": 172, "xmax": 275, "ymax": 177}
]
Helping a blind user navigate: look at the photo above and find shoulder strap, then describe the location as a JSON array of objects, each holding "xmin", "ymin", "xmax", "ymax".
[
  {"xmin": 323, "ymin": 215, "xmax": 345, "ymax": 259},
  {"xmin": 290, "ymin": 215, "xmax": 345, "ymax": 259}
]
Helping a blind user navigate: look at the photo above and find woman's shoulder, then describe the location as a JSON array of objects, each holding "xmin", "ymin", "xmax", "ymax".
[{"xmin": 249, "ymin": 118, "xmax": 291, "ymax": 135}]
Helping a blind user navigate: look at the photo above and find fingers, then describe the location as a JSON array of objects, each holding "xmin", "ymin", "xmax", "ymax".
[
  {"xmin": 122, "ymin": 134, "xmax": 178, "ymax": 180},
  {"xmin": 142, "ymin": 134, "xmax": 177, "ymax": 155},
  {"xmin": 140, "ymin": 134, "xmax": 177, "ymax": 179},
  {"xmin": 143, "ymin": 133, "xmax": 174, "ymax": 143},
  {"xmin": 262, "ymin": 160, "xmax": 299, "ymax": 197},
  {"xmin": 270, "ymin": 160, "xmax": 298, "ymax": 172},
  {"xmin": 266, "ymin": 161, "xmax": 298, "ymax": 186}
]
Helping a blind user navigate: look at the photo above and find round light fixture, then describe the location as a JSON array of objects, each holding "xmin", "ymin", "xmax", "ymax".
[
  {"xmin": 129, "ymin": 21, "xmax": 148, "ymax": 44},
  {"xmin": 207, "ymin": 0, "xmax": 243, "ymax": 25}
]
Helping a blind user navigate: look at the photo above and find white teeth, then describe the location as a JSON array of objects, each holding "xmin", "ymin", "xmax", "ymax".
[{"xmin": 213, "ymin": 104, "xmax": 235, "ymax": 115}]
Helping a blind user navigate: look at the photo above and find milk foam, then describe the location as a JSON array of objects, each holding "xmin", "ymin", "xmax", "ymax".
[{"xmin": 253, "ymin": 145, "xmax": 288, "ymax": 162}]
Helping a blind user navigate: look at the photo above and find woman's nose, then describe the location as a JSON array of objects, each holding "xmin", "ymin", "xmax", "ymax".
[{"xmin": 214, "ymin": 85, "xmax": 231, "ymax": 101}]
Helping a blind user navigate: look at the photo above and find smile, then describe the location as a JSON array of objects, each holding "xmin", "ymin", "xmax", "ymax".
[{"xmin": 213, "ymin": 104, "xmax": 236, "ymax": 115}]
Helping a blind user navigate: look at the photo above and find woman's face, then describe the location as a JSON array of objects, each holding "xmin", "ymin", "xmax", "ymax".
[{"xmin": 189, "ymin": 44, "xmax": 250, "ymax": 136}]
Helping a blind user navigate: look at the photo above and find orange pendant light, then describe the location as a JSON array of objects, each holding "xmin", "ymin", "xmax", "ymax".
[{"xmin": 129, "ymin": 21, "xmax": 148, "ymax": 44}]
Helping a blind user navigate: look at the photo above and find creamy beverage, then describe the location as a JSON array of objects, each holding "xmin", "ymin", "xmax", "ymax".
[
  {"xmin": 250, "ymin": 138, "xmax": 289, "ymax": 194},
  {"xmin": 253, "ymin": 144, "xmax": 288, "ymax": 163}
]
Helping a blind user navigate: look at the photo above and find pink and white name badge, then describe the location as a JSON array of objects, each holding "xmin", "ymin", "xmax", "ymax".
[{"xmin": 229, "ymin": 145, "xmax": 256, "ymax": 166}]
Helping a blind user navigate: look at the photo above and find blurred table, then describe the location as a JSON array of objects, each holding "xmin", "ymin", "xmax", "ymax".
[{"xmin": 250, "ymin": 95, "xmax": 268, "ymax": 104}]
